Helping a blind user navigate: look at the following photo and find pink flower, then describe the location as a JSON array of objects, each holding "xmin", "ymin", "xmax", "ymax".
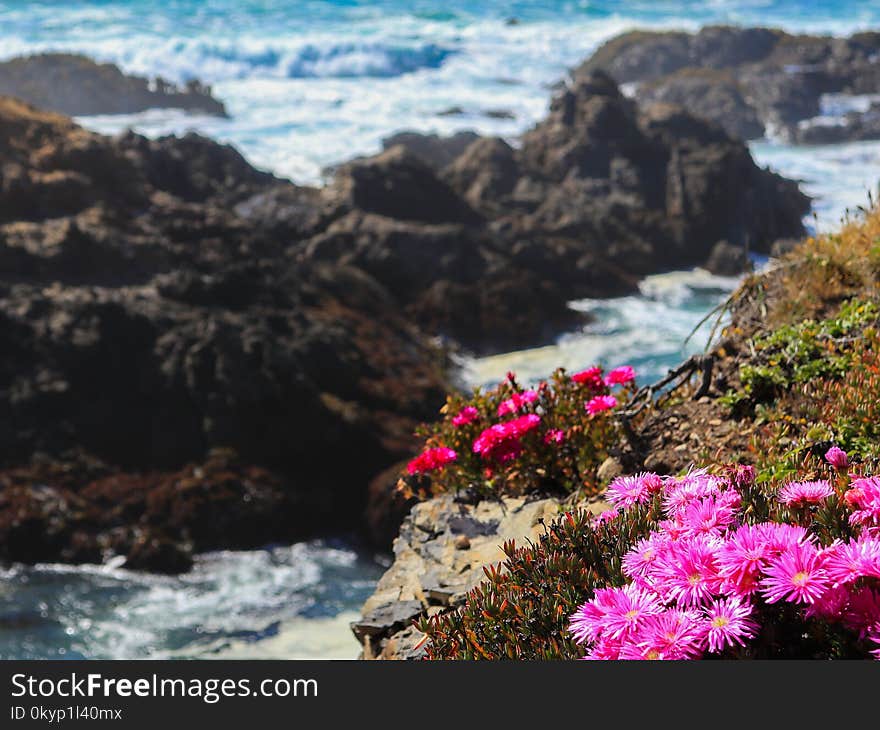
[
  {"xmin": 755, "ymin": 522, "xmax": 811, "ymax": 554},
  {"xmin": 846, "ymin": 477, "xmax": 880, "ymax": 533},
  {"xmin": 761, "ymin": 541, "xmax": 830, "ymax": 605},
  {"xmin": 605, "ymin": 472, "xmax": 663, "ymax": 510},
  {"xmin": 623, "ymin": 534, "xmax": 669, "ymax": 581},
  {"xmin": 703, "ymin": 596, "xmax": 758, "ymax": 654},
  {"xmin": 406, "ymin": 447, "xmax": 457, "ymax": 475},
  {"xmin": 842, "ymin": 587, "xmax": 880, "ymax": 638},
  {"xmin": 497, "ymin": 390, "xmax": 539, "ymax": 416},
  {"xmin": 631, "ymin": 609, "xmax": 707, "ymax": 660},
  {"xmin": 805, "ymin": 584, "xmax": 851, "ymax": 622},
  {"xmin": 571, "ymin": 366, "xmax": 603, "ymax": 389},
  {"xmin": 593, "ymin": 508, "xmax": 620, "ymax": 526},
  {"xmin": 825, "ymin": 446, "xmax": 849, "ymax": 471},
  {"xmin": 604, "ymin": 366, "xmax": 636, "ymax": 387},
  {"xmin": 717, "ymin": 524, "xmax": 772, "ymax": 596},
  {"xmin": 586, "ymin": 395, "xmax": 617, "ymax": 415},
  {"xmin": 569, "ymin": 584, "xmax": 663, "ymax": 645},
  {"xmin": 452, "ymin": 406, "xmax": 479, "ymax": 427},
  {"xmin": 824, "ymin": 536, "xmax": 880, "ymax": 586},
  {"xmin": 676, "ymin": 493, "xmax": 739, "ymax": 537},
  {"xmin": 543, "ymin": 429, "xmax": 566, "ymax": 445},
  {"xmin": 777, "ymin": 480, "xmax": 833, "ymax": 507},
  {"xmin": 653, "ymin": 535, "xmax": 722, "ymax": 608},
  {"xmin": 662, "ymin": 469, "xmax": 723, "ymax": 516},
  {"xmin": 472, "ymin": 414, "xmax": 541, "ymax": 462}
]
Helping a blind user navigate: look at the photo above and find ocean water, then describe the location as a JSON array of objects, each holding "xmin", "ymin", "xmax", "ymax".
[{"xmin": 1, "ymin": 0, "xmax": 880, "ymax": 659}]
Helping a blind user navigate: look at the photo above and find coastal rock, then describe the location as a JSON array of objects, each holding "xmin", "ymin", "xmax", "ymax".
[
  {"xmin": 0, "ymin": 96, "xmax": 450, "ymax": 569},
  {"xmin": 354, "ymin": 493, "xmax": 583, "ymax": 659},
  {"xmin": 705, "ymin": 240, "xmax": 752, "ymax": 276},
  {"xmin": 579, "ymin": 26, "xmax": 880, "ymax": 143},
  {"xmin": 639, "ymin": 70, "xmax": 765, "ymax": 141},
  {"xmin": 381, "ymin": 130, "xmax": 480, "ymax": 171},
  {"xmin": 0, "ymin": 53, "xmax": 227, "ymax": 117}
]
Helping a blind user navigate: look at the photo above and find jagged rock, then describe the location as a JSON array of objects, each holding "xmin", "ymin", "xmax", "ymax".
[
  {"xmin": 578, "ymin": 25, "xmax": 880, "ymax": 143},
  {"xmin": 0, "ymin": 53, "xmax": 226, "ymax": 117},
  {"xmin": 639, "ymin": 70, "xmax": 765, "ymax": 140},
  {"xmin": 381, "ymin": 130, "xmax": 480, "ymax": 171},
  {"xmin": 354, "ymin": 493, "xmax": 611, "ymax": 659},
  {"xmin": 705, "ymin": 240, "xmax": 752, "ymax": 276}
]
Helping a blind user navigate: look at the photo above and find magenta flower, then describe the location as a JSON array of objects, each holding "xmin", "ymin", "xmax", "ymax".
[
  {"xmin": 756, "ymin": 522, "xmax": 811, "ymax": 554},
  {"xmin": 777, "ymin": 480, "xmax": 833, "ymax": 507},
  {"xmin": 586, "ymin": 394, "xmax": 617, "ymax": 415},
  {"xmin": 571, "ymin": 366, "xmax": 603, "ymax": 389},
  {"xmin": 662, "ymin": 469, "xmax": 723, "ymax": 516},
  {"xmin": 570, "ymin": 584, "xmax": 663, "ymax": 645},
  {"xmin": 653, "ymin": 535, "xmax": 722, "ymax": 608},
  {"xmin": 824, "ymin": 536, "xmax": 880, "ymax": 586},
  {"xmin": 717, "ymin": 524, "xmax": 772, "ymax": 597},
  {"xmin": 846, "ymin": 477, "xmax": 880, "ymax": 533},
  {"xmin": 452, "ymin": 406, "xmax": 479, "ymax": 427},
  {"xmin": 623, "ymin": 534, "xmax": 669, "ymax": 581},
  {"xmin": 497, "ymin": 389, "xmax": 539, "ymax": 416},
  {"xmin": 604, "ymin": 365, "xmax": 636, "ymax": 387},
  {"xmin": 825, "ymin": 446, "xmax": 849, "ymax": 471},
  {"xmin": 472, "ymin": 413, "xmax": 541, "ymax": 462},
  {"xmin": 606, "ymin": 472, "xmax": 663, "ymax": 510},
  {"xmin": 406, "ymin": 447, "xmax": 457, "ymax": 475},
  {"xmin": 761, "ymin": 541, "xmax": 831, "ymax": 605},
  {"xmin": 676, "ymin": 493, "xmax": 739, "ymax": 537},
  {"xmin": 543, "ymin": 429, "xmax": 566, "ymax": 445},
  {"xmin": 842, "ymin": 587, "xmax": 880, "ymax": 638},
  {"xmin": 703, "ymin": 596, "xmax": 758, "ymax": 654},
  {"xmin": 631, "ymin": 609, "xmax": 707, "ymax": 660}
]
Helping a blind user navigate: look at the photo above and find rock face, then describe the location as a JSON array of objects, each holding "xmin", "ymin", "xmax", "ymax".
[
  {"xmin": 0, "ymin": 97, "xmax": 449, "ymax": 571},
  {"xmin": 351, "ymin": 493, "xmax": 611, "ymax": 659},
  {"xmin": 0, "ymin": 53, "xmax": 227, "ymax": 117},
  {"xmin": 579, "ymin": 26, "xmax": 880, "ymax": 142}
]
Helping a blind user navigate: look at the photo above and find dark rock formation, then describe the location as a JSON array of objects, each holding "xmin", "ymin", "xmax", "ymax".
[
  {"xmin": 578, "ymin": 25, "xmax": 880, "ymax": 143},
  {"xmin": 705, "ymin": 240, "xmax": 753, "ymax": 276},
  {"xmin": 0, "ymin": 53, "xmax": 227, "ymax": 117},
  {"xmin": 299, "ymin": 72, "xmax": 807, "ymax": 352},
  {"xmin": 381, "ymin": 130, "xmax": 480, "ymax": 170},
  {"xmin": 0, "ymin": 97, "xmax": 449, "ymax": 570}
]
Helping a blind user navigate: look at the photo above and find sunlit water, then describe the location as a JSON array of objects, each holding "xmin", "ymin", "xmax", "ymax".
[{"xmin": 1, "ymin": 0, "xmax": 879, "ymax": 658}]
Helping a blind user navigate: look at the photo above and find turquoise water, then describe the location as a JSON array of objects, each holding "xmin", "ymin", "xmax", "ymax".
[
  {"xmin": 1, "ymin": 1, "xmax": 880, "ymax": 659},
  {"xmin": 1, "ymin": 0, "xmax": 878, "ymax": 219}
]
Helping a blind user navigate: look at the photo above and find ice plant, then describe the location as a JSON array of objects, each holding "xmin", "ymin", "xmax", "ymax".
[
  {"xmin": 497, "ymin": 390, "xmax": 539, "ymax": 416},
  {"xmin": 825, "ymin": 446, "xmax": 849, "ymax": 471},
  {"xmin": 452, "ymin": 406, "xmax": 479, "ymax": 427},
  {"xmin": 586, "ymin": 395, "xmax": 617, "ymax": 415},
  {"xmin": 761, "ymin": 541, "xmax": 830, "ymax": 605},
  {"xmin": 571, "ymin": 366, "xmax": 603, "ymax": 389},
  {"xmin": 604, "ymin": 366, "xmax": 636, "ymax": 387},
  {"xmin": 406, "ymin": 447, "xmax": 457, "ymax": 475},
  {"xmin": 777, "ymin": 480, "xmax": 833, "ymax": 507},
  {"xmin": 703, "ymin": 596, "xmax": 758, "ymax": 653}
]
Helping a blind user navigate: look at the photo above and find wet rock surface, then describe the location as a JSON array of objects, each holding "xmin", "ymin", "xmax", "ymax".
[
  {"xmin": 0, "ymin": 53, "xmax": 227, "ymax": 117},
  {"xmin": 579, "ymin": 26, "xmax": 880, "ymax": 143}
]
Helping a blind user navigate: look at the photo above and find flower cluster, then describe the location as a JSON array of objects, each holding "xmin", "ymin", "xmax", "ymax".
[
  {"xmin": 473, "ymin": 414, "xmax": 541, "ymax": 463},
  {"xmin": 400, "ymin": 365, "xmax": 637, "ymax": 499},
  {"xmin": 407, "ymin": 446, "xmax": 457, "ymax": 475},
  {"xmin": 569, "ymin": 449, "xmax": 880, "ymax": 660}
]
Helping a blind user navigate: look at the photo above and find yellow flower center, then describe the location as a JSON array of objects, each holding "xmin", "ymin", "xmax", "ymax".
[
  {"xmin": 688, "ymin": 573, "xmax": 702, "ymax": 585},
  {"xmin": 711, "ymin": 616, "xmax": 730, "ymax": 629},
  {"xmin": 792, "ymin": 571, "xmax": 809, "ymax": 587},
  {"xmin": 625, "ymin": 610, "xmax": 640, "ymax": 620}
]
